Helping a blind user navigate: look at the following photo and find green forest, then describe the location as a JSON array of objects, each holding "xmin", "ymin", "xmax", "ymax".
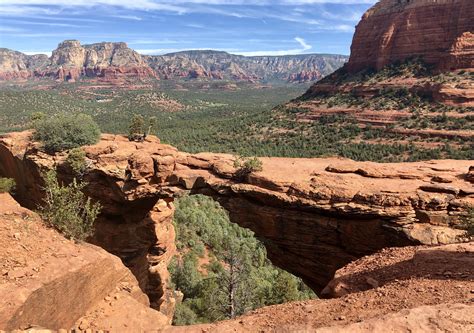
[
  {"xmin": 169, "ymin": 195, "xmax": 315, "ymax": 325},
  {"xmin": 1, "ymin": 77, "xmax": 472, "ymax": 162}
]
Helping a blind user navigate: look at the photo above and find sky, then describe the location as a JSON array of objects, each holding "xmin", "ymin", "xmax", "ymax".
[{"xmin": 0, "ymin": 1, "xmax": 377, "ymax": 57}]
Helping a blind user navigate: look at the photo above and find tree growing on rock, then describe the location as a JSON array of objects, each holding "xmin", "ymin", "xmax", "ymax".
[
  {"xmin": 66, "ymin": 148, "xmax": 88, "ymax": 176},
  {"xmin": 128, "ymin": 114, "xmax": 158, "ymax": 141},
  {"xmin": 128, "ymin": 114, "xmax": 145, "ymax": 141},
  {"xmin": 40, "ymin": 169, "xmax": 101, "ymax": 241},
  {"xmin": 148, "ymin": 116, "xmax": 157, "ymax": 136}
]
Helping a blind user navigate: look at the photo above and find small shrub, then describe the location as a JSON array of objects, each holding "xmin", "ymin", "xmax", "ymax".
[
  {"xmin": 460, "ymin": 208, "xmax": 474, "ymax": 237},
  {"xmin": 40, "ymin": 169, "xmax": 101, "ymax": 241},
  {"xmin": 129, "ymin": 115, "xmax": 158, "ymax": 141},
  {"xmin": 66, "ymin": 148, "xmax": 87, "ymax": 175},
  {"xmin": 0, "ymin": 178, "xmax": 15, "ymax": 193},
  {"xmin": 30, "ymin": 112, "xmax": 45, "ymax": 126},
  {"xmin": 233, "ymin": 156, "xmax": 263, "ymax": 179},
  {"xmin": 128, "ymin": 114, "xmax": 145, "ymax": 141},
  {"xmin": 173, "ymin": 303, "xmax": 198, "ymax": 326},
  {"xmin": 33, "ymin": 113, "xmax": 101, "ymax": 153},
  {"xmin": 148, "ymin": 116, "xmax": 157, "ymax": 136}
]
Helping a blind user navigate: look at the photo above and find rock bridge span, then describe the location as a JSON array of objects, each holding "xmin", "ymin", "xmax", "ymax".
[{"xmin": 0, "ymin": 131, "xmax": 472, "ymax": 316}]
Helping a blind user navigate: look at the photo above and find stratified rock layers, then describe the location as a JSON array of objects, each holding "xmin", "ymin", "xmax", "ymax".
[
  {"xmin": 0, "ymin": 131, "xmax": 472, "ymax": 296},
  {"xmin": 0, "ymin": 193, "xmax": 168, "ymax": 331},
  {"xmin": 347, "ymin": 0, "xmax": 474, "ymax": 72},
  {"xmin": 0, "ymin": 41, "xmax": 348, "ymax": 83}
]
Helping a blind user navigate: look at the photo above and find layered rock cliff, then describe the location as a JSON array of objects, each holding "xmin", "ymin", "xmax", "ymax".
[
  {"xmin": 347, "ymin": 0, "xmax": 474, "ymax": 73},
  {"xmin": 0, "ymin": 49, "xmax": 49, "ymax": 80},
  {"xmin": 147, "ymin": 51, "xmax": 344, "ymax": 82},
  {"xmin": 0, "ymin": 41, "xmax": 347, "ymax": 83},
  {"xmin": 0, "ymin": 131, "xmax": 472, "ymax": 297},
  {"xmin": 0, "ymin": 193, "xmax": 169, "ymax": 331},
  {"xmin": 285, "ymin": 0, "xmax": 473, "ymax": 157}
]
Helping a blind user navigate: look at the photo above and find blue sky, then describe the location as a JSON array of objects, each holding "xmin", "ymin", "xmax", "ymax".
[{"xmin": 0, "ymin": 1, "xmax": 377, "ymax": 56}]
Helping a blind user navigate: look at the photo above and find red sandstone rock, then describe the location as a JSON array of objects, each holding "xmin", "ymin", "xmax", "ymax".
[
  {"xmin": 163, "ymin": 242, "xmax": 474, "ymax": 332},
  {"xmin": 0, "ymin": 42, "xmax": 348, "ymax": 83},
  {"xmin": 0, "ymin": 193, "xmax": 168, "ymax": 331},
  {"xmin": 347, "ymin": 0, "xmax": 474, "ymax": 73},
  {"xmin": 0, "ymin": 131, "xmax": 472, "ymax": 296},
  {"xmin": 288, "ymin": 70, "xmax": 322, "ymax": 83}
]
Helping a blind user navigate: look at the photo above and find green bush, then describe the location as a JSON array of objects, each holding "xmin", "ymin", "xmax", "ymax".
[
  {"xmin": 66, "ymin": 148, "xmax": 87, "ymax": 175},
  {"xmin": 233, "ymin": 156, "xmax": 263, "ymax": 179},
  {"xmin": 173, "ymin": 303, "xmax": 198, "ymax": 326},
  {"xmin": 0, "ymin": 178, "xmax": 15, "ymax": 193},
  {"xmin": 40, "ymin": 169, "xmax": 101, "ymax": 241},
  {"xmin": 128, "ymin": 114, "xmax": 158, "ymax": 141},
  {"xmin": 33, "ymin": 113, "xmax": 100, "ymax": 153},
  {"xmin": 148, "ymin": 116, "xmax": 157, "ymax": 135},
  {"xmin": 461, "ymin": 208, "xmax": 474, "ymax": 237},
  {"xmin": 128, "ymin": 114, "xmax": 145, "ymax": 141}
]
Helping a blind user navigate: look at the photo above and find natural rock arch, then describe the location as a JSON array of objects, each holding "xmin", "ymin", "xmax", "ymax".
[{"xmin": 0, "ymin": 132, "xmax": 472, "ymax": 318}]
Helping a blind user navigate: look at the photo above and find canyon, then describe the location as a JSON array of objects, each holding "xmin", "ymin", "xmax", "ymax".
[
  {"xmin": 0, "ymin": 131, "xmax": 473, "ymax": 331},
  {"xmin": 0, "ymin": 41, "xmax": 347, "ymax": 84}
]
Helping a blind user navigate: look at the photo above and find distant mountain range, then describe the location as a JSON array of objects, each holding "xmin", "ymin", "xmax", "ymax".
[{"xmin": 0, "ymin": 40, "xmax": 348, "ymax": 84}]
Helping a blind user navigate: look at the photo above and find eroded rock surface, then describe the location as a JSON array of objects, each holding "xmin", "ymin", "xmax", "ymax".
[
  {"xmin": 164, "ymin": 242, "xmax": 474, "ymax": 333},
  {"xmin": 0, "ymin": 193, "xmax": 168, "ymax": 331},
  {"xmin": 0, "ymin": 42, "xmax": 347, "ymax": 84},
  {"xmin": 347, "ymin": 0, "xmax": 474, "ymax": 72},
  {"xmin": 0, "ymin": 131, "xmax": 472, "ymax": 296}
]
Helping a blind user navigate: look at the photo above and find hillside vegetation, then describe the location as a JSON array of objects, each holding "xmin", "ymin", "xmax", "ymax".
[
  {"xmin": 1, "ymin": 74, "xmax": 471, "ymax": 161},
  {"xmin": 170, "ymin": 195, "xmax": 315, "ymax": 325}
]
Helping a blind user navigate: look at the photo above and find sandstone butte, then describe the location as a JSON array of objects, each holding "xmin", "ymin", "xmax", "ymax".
[
  {"xmin": 287, "ymin": 0, "xmax": 474, "ymax": 144},
  {"xmin": 0, "ymin": 130, "xmax": 473, "ymax": 332},
  {"xmin": 346, "ymin": 0, "xmax": 474, "ymax": 73}
]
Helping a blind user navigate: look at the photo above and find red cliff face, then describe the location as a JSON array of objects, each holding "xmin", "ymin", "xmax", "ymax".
[{"xmin": 347, "ymin": 0, "xmax": 474, "ymax": 73}]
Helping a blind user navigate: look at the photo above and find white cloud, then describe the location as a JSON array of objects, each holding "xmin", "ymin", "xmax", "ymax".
[
  {"xmin": 0, "ymin": 0, "xmax": 377, "ymax": 12},
  {"xmin": 21, "ymin": 50, "xmax": 52, "ymax": 56},
  {"xmin": 112, "ymin": 15, "xmax": 142, "ymax": 21},
  {"xmin": 0, "ymin": 26, "xmax": 25, "ymax": 32},
  {"xmin": 186, "ymin": 23, "xmax": 205, "ymax": 29},
  {"xmin": 136, "ymin": 47, "xmax": 235, "ymax": 55},
  {"xmin": 233, "ymin": 36, "xmax": 312, "ymax": 56},
  {"xmin": 294, "ymin": 37, "xmax": 311, "ymax": 50},
  {"xmin": 135, "ymin": 37, "xmax": 313, "ymax": 56},
  {"xmin": 4, "ymin": 19, "xmax": 81, "ymax": 27},
  {"xmin": 129, "ymin": 39, "xmax": 184, "ymax": 45},
  {"xmin": 308, "ymin": 23, "xmax": 354, "ymax": 33},
  {"xmin": 0, "ymin": 1, "xmax": 187, "ymax": 13}
]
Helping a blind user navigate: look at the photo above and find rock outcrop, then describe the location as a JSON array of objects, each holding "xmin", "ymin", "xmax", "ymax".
[
  {"xmin": 41, "ymin": 40, "xmax": 155, "ymax": 82},
  {"xmin": 347, "ymin": 0, "xmax": 474, "ymax": 73},
  {"xmin": 0, "ymin": 193, "xmax": 168, "ymax": 331},
  {"xmin": 164, "ymin": 242, "xmax": 474, "ymax": 332},
  {"xmin": 0, "ymin": 49, "xmax": 48, "ymax": 80},
  {"xmin": 287, "ymin": 70, "xmax": 322, "ymax": 83},
  {"xmin": 0, "ymin": 42, "xmax": 348, "ymax": 84},
  {"xmin": 286, "ymin": 0, "xmax": 474, "ymax": 154},
  {"xmin": 0, "ymin": 131, "xmax": 472, "ymax": 297},
  {"xmin": 0, "ymin": 131, "xmax": 178, "ymax": 322}
]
